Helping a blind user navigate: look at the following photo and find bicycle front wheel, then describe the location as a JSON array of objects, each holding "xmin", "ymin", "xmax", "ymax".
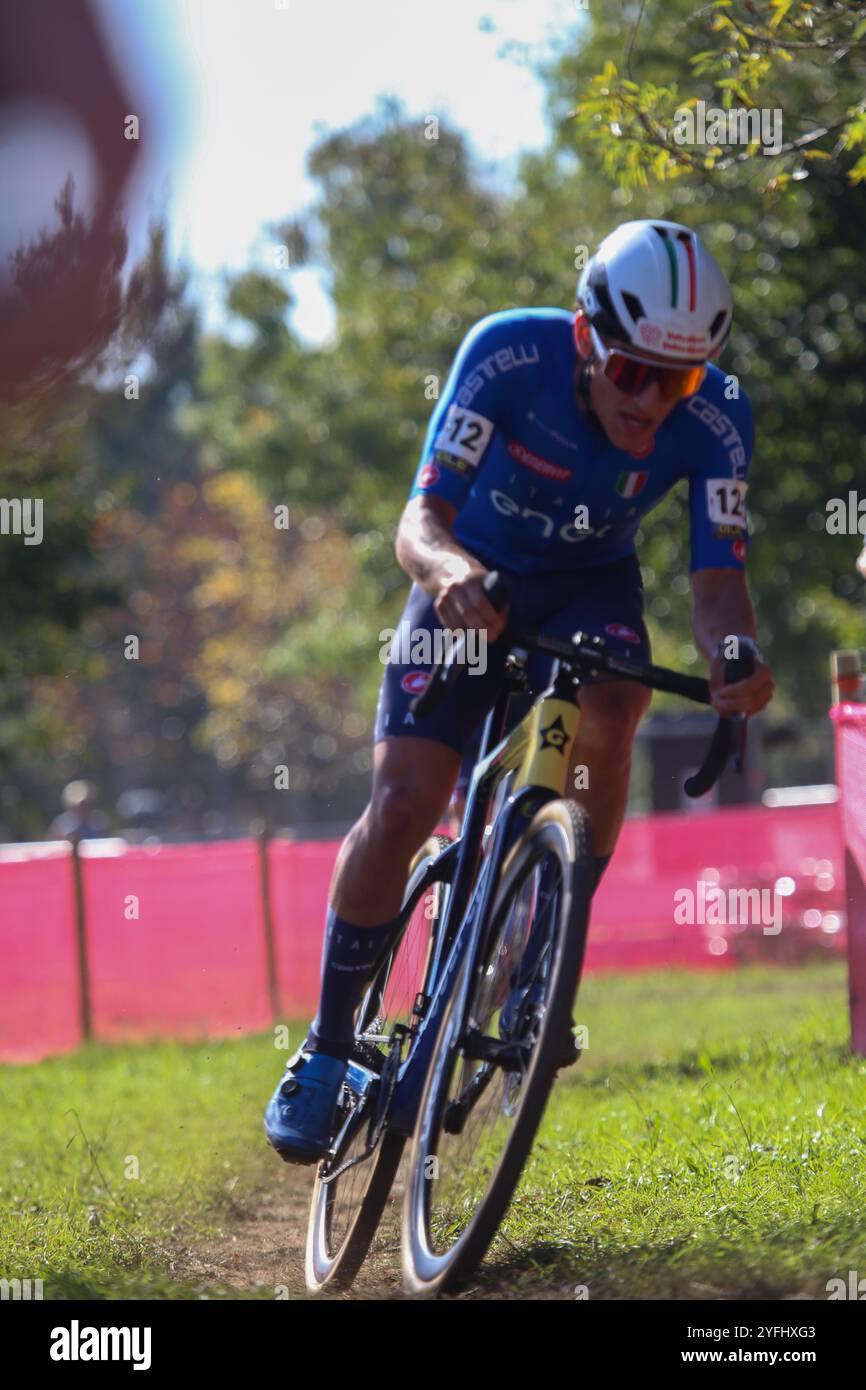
[{"xmin": 401, "ymin": 800, "xmax": 593, "ymax": 1295}]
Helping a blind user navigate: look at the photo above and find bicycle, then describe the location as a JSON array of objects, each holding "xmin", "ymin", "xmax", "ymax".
[{"xmin": 304, "ymin": 573, "xmax": 753, "ymax": 1296}]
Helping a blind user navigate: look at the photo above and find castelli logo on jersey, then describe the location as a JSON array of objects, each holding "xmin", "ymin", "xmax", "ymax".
[
  {"xmin": 638, "ymin": 321, "xmax": 662, "ymax": 347},
  {"xmin": 732, "ymin": 538, "xmax": 747, "ymax": 563},
  {"xmin": 507, "ymin": 438, "xmax": 572, "ymax": 482},
  {"xmin": 605, "ymin": 622, "xmax": 640, "ymax": 644},
  {"xmin": 401, "ymin": 670, "xmax": 431, "ymax": 695},
  {"xmin": 418, "ymin": 463, "xmax": 440, "ymax": 488}
]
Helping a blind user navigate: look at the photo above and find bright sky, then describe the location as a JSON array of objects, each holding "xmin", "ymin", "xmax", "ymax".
[{"xmin": 100, "ymin": 0, "xmax": 585, "ymax": 343}]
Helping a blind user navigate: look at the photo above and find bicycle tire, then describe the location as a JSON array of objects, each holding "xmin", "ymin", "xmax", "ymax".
[
  {"xmin": 305, "ymin": 833, "xmax": 454, "ymax": 1293},
  {"xmin": 401, "ymin": 800, "xmax": 593, "ymax": 1295}
]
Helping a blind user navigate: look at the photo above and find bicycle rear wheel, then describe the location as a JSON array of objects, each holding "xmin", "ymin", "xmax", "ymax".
[
  {"xmin": 305, "ymin": 834, "xmax": 453, "ymax": 1292},
  {"xmin": 401, "ymin": 800, "xmax": 592, "ymax": 1295}
]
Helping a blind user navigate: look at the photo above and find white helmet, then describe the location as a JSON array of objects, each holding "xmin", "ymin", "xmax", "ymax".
[{"xmin": 577, "ymin": 219, "xmax": 733, "ymax": 364}]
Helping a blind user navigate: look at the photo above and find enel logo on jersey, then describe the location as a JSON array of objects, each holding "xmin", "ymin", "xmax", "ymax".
[{"xmin": 490, "ymin": 489, "xmax": 613, "ymax": 544}]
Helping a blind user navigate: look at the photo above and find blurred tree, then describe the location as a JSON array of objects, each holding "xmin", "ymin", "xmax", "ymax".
[
  {"xmin": 180, "ymin": 100, "xmax": 534, "ymax": 753},
  {"xmin": 7, "ymin": 10, "xmax": 865, "ymax": 838},
  {"xmin": 540, "ymin": 0, "xmax": 866, "ymax": 708},
  {"xmin": 0, "ymin": 224, "xmax": 190, "ymax": 835},
  {"xmin": 188, "ymin": 79, "xmax": 864, "ymax": 725}
]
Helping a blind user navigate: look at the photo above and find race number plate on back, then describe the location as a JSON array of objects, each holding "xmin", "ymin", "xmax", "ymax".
[
  {"xmin": 706, "ymin": 479, "xmax": 748, "ymax": 529},
  {"xmin": 433, "ymin": 404, "xmax": 494, "ymax": 466}
]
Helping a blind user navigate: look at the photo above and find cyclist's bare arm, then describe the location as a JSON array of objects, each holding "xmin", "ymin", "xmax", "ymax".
[
  {"xmin": 395, "ymin": 494, "xmax": 508, "ymax": 639},
  {"xmin": 691, "ymin": 567, "xmax": 775, "ymax": 718}
]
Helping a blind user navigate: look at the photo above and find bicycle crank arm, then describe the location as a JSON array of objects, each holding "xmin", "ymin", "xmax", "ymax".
[{"xmin": 462, "ymin": 1026, "xmax": 531, "ymax": 1073}]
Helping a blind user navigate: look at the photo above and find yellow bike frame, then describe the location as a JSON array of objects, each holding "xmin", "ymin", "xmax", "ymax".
[{"xmin": 476, "ymin": 688, "xmax": 583, "ymax": 799}]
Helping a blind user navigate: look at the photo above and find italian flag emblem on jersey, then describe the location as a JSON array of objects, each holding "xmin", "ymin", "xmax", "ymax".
[{"xmin": 616, "ymin": 470, "xmax": 648, "ymax": 498}]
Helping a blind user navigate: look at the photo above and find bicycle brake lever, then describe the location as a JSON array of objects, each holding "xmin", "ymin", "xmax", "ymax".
[{"xmin": 411, "ymin": 571, "xmax": 511, "ymax": 718}]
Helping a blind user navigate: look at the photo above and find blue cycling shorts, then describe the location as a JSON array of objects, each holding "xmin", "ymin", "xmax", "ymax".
[{"xmin": 373, "ymin": 553, "xmax": 650, "ymax": 761}]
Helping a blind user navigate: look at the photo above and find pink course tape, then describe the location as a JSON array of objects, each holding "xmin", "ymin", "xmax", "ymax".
[
  {"xmin": 0, "ymin": 849, "xmax": 80, "ymax": 1062},
  {"xmin": 0, "ymin": 803, "xmax": 847, "ymax": 1063},
  {"xmin": 831, "ymin": 704, "xmax": 866, "ymax": 1053},
  {"xmin": 83, "ymin": 840, "xmax": 272, "ymax": 1042}
]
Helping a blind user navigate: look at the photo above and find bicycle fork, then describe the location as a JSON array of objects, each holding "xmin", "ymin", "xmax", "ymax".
[{"xmin": 387, "ymin": 782, "xmax": 551, "ymax": 1139}]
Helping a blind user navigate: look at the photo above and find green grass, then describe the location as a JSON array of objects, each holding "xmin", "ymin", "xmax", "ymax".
[
  {"xmin": 0, "ymin": 1029, "xmax": 295, "ymax": 1299},
  {"xmin": 483, "ymin": 962, "xmax": 866, "ymax": 1299},
  {"xmin": 2, "ymin": 963, "xmax": 864, "ymax": 1300}
]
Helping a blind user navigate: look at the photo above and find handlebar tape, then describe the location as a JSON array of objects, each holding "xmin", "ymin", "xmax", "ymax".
[{"xmin": 683, "ymin": 643, "xmax": 756, "ymax": 798}]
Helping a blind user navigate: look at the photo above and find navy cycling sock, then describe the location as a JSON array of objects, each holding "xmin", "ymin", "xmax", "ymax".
[
  {"xmin": 511, "ymin": 852, "xmax": 613, "ymax": 992},
  {"xmin": 307, "ymin": 908, "xmax": 402, "ymax": 1061}
]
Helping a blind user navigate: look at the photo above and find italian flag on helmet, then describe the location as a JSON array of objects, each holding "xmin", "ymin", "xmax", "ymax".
[{"xmin": 577, "ymin": 219, "xmax": 733, "ymax": 364}]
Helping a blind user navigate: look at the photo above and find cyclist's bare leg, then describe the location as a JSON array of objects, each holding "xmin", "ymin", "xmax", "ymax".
[
  {"xmin": 566, "ymin": 680, "xmax": 651, "ymax": 856},
  {"xmin": 328, "ymin": 736, "xmax": 461, "ymax": 926},
  {"xmin": 263, "ymin": 738, "xmax": 459, "ymax": 1157},
  {"xmin": 446, "ymin": 792, "xmax": 465, "ymax": 838}
]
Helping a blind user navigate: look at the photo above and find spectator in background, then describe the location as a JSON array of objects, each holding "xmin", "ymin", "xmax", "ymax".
[{"xmin": 50, "ymin": 780, "xmax": 108, "ymax": 841}]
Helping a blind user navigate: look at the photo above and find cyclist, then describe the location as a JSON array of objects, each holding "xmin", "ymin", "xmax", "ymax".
[{"xmin": 265, "ymin": 218, "xmax": 775, "ymax": 1164}]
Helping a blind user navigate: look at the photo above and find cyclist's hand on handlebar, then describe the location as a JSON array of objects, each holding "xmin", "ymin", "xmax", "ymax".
[
  {"xmin": 434, "ymin": 563, "xmax": 509, "ymax": 642},
  {"xmin": 709, "ymin": 649, "xmax": 775, "ymax": 718}
]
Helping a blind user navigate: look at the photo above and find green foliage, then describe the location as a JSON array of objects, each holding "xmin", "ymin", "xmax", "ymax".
[
  {"xmin": 499, "ymin": 964, "xmax": 865, "ymax": 1300},
  {"xmin": 0, "ymin": 227, "xmax": 196, "ymax": 832},
  {"xmin": 2, "ymin": 966, "xmax": 860, "ymax": 1299},
  {"xmin": 542, "ymin": 0, "xmax": 866, "ymax": 706},
  {"xmin": 568, "ymin": 1, "xmax": 866, "ymax": 196},
  {"xmin": 2, "ymin": 17, "xmax": 864, "ymax": 836},
  {"xmin": 0, "ymin": 1035, "xmax": 283, "ymax": 1299}
]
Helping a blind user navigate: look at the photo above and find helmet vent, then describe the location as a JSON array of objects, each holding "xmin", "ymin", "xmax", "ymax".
[
  {"xmin": 709, "ymin": 309, "xmax": 729, "ymax": 340},
  {"xmin": 621, "ymin": 291, "xmax": 646, "ymax": 323},
  {"xmin": 586, "ymin": 268, "xmax": 624, "ymax": 339},
  {"xmin": 593, "ymin": 273, "xmax": 617, "ymax": 320}
]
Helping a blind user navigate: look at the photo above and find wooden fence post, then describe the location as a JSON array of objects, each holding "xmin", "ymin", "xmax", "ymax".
[
  {"xmin": 68, "ymin": 834, "xmax": 92, "ymax": 1042},
  {"xmin": 255, "ymin": 822, "xmax": 281, "ymax": 1022}
]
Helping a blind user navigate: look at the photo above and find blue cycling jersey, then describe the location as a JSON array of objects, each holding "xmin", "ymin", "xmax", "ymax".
[{"xmin": 408, "ymin": 307, "xmax": 753, "ymax": 576}]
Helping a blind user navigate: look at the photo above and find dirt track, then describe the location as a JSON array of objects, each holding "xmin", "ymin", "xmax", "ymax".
[
  {"xmin": 170, "ymin": 1153, "xmax": 584, "ymax": 1301},
  {"xmin": 174, "ymin": 1160, "xmax": 402, "ymax": 1300},
  {"xmin": 170, "ymin": 1154, "xmax": 822, "ymax": 1302}
]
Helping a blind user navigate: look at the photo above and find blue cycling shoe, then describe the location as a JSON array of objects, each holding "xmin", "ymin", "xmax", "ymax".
[
  {"xmin": 263, "ymin": 1048, "xmax": 347, "ymax": 1165},
  {"xmin": 499, "ymin": 980, "xmax": 581, "ymax": 1070}
]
